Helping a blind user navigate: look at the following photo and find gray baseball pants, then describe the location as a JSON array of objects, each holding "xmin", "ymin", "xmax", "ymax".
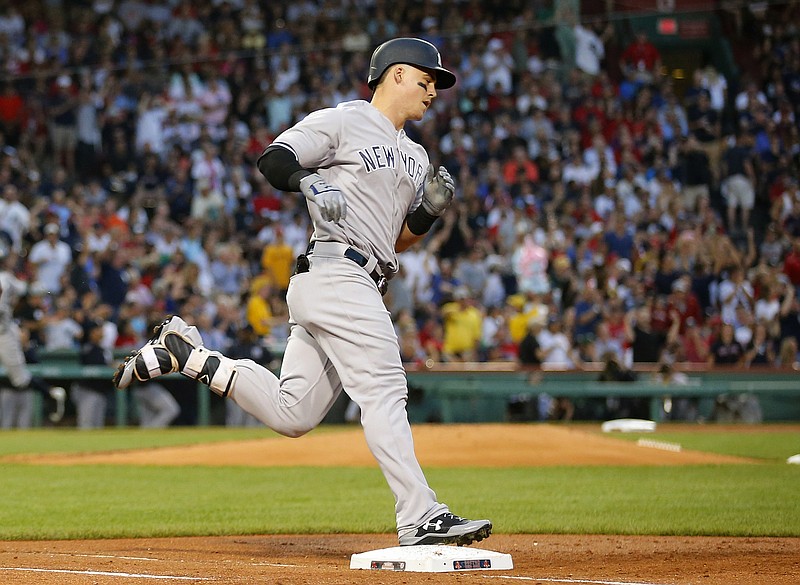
[{"xmin": 210, "ymin": 249, "xmax": 447, "ymax": 532}]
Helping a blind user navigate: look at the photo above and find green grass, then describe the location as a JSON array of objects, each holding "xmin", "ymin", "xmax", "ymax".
[
  {"xmin": 0, "ymin": 464, "xmax": 797, "ymax": 540},
  {"xmin": 609, "ymin": 429, "xmax": 800, "ymax": 461},
  {"xmin": 0, "ymin": 426, "xmax": 798, "ymax": 540},
  {"xmin": 0, "ymin": 426, "xmax": 369, "ymax": 457},
  {"xmin": 0, "ymin": 427, "xmax": 280, "ymax": 457}
]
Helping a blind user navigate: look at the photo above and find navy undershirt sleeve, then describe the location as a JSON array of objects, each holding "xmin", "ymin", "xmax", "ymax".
[{"xmin": 257, "ymin": 146, "xmax": 311, "ymax": 192}]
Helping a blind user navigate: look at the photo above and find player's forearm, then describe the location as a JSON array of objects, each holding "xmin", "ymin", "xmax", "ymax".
[{"xmin": 396, "ymin": 223, "xmax": 425, "ymax": 252}]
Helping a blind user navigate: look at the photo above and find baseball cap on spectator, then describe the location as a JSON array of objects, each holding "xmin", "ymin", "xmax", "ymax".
[{"xmin": 672, "ymin": 278, "xmax": 689, "ymax": 292}]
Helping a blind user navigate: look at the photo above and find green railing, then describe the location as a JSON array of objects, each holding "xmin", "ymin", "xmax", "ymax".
[
  {"xmin": 3, "ymin": 360, "xmax": 799, "ymax": 426},
  {"xmin": 406, "ymin": 365, "xmax": 800, "ymax": 422}
]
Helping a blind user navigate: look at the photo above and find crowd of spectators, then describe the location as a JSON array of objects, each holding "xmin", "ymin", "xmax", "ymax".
[{"xmin": 0, "ymin": 1, "xmax": 799, "ymax": 424}]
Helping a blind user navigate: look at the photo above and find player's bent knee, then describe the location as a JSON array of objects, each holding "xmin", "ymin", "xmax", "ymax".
[{"xmin": 276, "ymin": 422, "xmax": 315, "ymax": 439}]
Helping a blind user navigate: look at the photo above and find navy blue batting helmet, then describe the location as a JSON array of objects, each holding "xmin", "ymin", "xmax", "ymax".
[{"xmin": 367, "ymin": 38, "xmax": 456, "ymax": 90}]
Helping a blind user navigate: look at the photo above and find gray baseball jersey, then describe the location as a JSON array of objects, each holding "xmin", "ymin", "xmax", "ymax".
[
  {"xmin": 271, "ymin": 99, "xmax": 427, "ymax": 275},
  {"xmin": 0, "ymin": 270, "xmax": 33, "ymax": 388},
  {"xmin": 0, "ymin": 270, "xmax": 26, "ymax": 321}
]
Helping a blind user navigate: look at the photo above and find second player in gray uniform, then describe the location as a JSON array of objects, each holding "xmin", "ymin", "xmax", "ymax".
[
  {"xmin": 113, "ymin": 38, "xmax": 492, "ymax": 546},
  {"xmin": 0, "ymin": 248, "xmax": 66, "ymax": 428}
]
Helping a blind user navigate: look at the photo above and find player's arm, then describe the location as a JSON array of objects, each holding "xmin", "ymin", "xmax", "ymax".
[
  {"xmin": 396, "ymin": 224, "xmax": 424, "ymax": 252},
  {"xmin": 257, "ymin": 145, "xmax": 346, "ymax": 222},
  {"xmin": 397, "ymin": 164, "xmax": 455, "ymax": 252},
  {"xmin": 666, "ymin": 309, "xmax": 681, "ymax": 345}
]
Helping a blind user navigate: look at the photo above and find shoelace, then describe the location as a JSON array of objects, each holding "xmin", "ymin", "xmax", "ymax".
[{"xmin": 441, "ymin": 513, "xmax": 465, "ymax": 523}]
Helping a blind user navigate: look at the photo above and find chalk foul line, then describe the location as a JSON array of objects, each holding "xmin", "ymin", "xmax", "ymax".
[
  {"xmin": 67, "ymin": 553, "xmax": 161, "ymax": 561},
  {"xmin": 485, "ymin": 575, "xmax": 676, "ymax": 585},
  {"xmin": 0, "ymin": 567, "xmax": 211, "ymax": 580}
]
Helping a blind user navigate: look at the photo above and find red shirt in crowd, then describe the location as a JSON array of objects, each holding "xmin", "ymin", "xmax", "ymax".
[
  {"xmin": 783, "ymin": 248, "xmax": 800, "ymax": 285},
  {"xmin": 502, "ymin": 158, "xmax": 539, "ymax": 185},
  {"xmin": 621, "ymin": 38, "xmax": 661, "ymax": 73},
  {"xmin": 0, "ymin": 88, "xmax": 24, "ymax": 126},
  {"xmin": 667, "ymin": 291, "xmax": 704, "ymax": 334}
]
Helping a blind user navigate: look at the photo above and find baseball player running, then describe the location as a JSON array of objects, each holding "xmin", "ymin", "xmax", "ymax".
[
  {"xmin": 0, "ymin": 248, "xmax": 66, "ymax": 427},
  {"xmin": 113, "ymin": 38, "xmax": 492, "ymax": 547}
]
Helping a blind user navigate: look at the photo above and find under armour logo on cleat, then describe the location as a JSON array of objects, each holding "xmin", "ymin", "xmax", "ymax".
[{"xmin": 423, "ymin": 520, "xmax": 444, "ymax": 532}]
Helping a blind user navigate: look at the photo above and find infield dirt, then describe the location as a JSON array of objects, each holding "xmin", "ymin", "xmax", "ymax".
[{"xmin": 11, "ymin": 423, "xmax": 758, "ymax": 467}]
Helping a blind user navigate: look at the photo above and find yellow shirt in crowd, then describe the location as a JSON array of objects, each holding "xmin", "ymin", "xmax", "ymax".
[
  {"xmin": 441, "ymin": 301, "xmax": 482, "ymax": 356},
  {"xmin": 261, "ymin": 241, "xmax": 295, "ymax": 291},
  {"xmin": 246, "ymin": 293, "xmax": 273, "ymax": 336}
]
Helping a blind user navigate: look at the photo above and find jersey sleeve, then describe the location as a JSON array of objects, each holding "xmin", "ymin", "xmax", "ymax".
[
  {"xmin": 408, "ymin": 180, "xmax": 424, "ymax": 215},
  {"xmin": 270, "ymin": 107, "xmax": 341, "ymax": 170},
  {"xmin": 406, "ymin": 144, "xmax": 429, "ymax": 215}
]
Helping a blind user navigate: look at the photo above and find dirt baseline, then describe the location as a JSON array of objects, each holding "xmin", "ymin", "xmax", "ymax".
[
  {"xmin": 12, "ymin": 423, "xmax": 757, "ymax": 467},
  {"xmin": 4, "ymin": 424, "xmax": 798, "ymax": 585}
]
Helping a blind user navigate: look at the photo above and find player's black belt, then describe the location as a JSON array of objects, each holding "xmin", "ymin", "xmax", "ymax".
[{"xmin": 299, "ymin": 242, "xmax": 388, "ymax": 296}]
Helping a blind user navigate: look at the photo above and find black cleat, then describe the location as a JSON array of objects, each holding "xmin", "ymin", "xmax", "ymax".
[
  {"xmin": 399, "ymin": 512, "xmax": 492, "ymax": 546},
  {"xmin": 112, "ymin": 316, "xmax": 201, "ymax": 389}
]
